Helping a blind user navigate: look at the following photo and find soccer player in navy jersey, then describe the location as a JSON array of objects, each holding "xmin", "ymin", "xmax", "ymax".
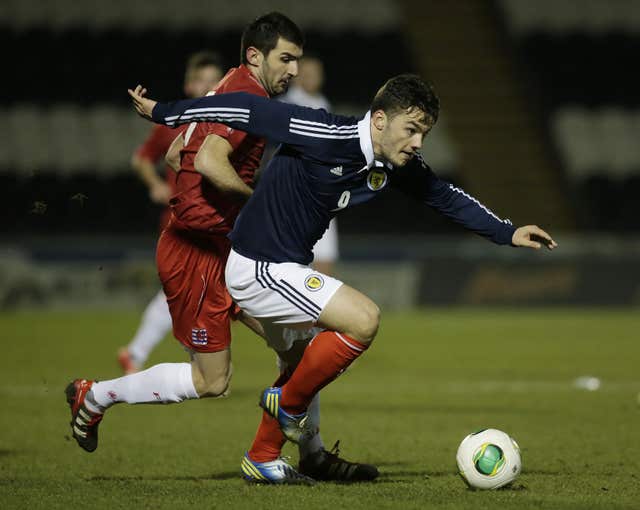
[{"xmin": 129, "ymin": 74, "xmax": 557, "ymax": 482}]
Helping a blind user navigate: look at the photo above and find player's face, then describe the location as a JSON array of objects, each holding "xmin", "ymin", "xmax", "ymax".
[
  {"xmin": 376, "ymin": 108, "xmax": 433, "ymax": 167},
  {"xmin": 261, "ymin": 37, "xmax": 303, "ymax": 96},
  {"xmin": 184, "ymin": 65, "xmax": 223, "ymax": 98}
]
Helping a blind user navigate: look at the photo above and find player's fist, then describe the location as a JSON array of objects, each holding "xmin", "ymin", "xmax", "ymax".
[
  {"xmin": 150, "ymin": 181, "xmax": 171, "ymax": 205},
  {"xmin": 128, "ymin": 85, "xmax": 157, "ymax": 120},
  {"xmin": 512, "ymin": 225, "xmax": 557, "ymax": 250}
]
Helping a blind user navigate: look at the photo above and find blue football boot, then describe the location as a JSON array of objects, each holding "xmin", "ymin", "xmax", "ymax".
[
  {"xmin": 259, "ymin": 386, "xmax": 311, "ymax": 444},
  {"xmin": 241, "ymin": 453, "xmax": 316, "ymax": 485}
]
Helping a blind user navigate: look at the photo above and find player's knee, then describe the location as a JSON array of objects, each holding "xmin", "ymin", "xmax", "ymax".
[
  {"xmin": 350, "ymin": 302, "xmax": 380, "ymax": 343},
  {"xmin": 199, "ymin": 375, "xmax": 231, "ymax": 398},
  {"xmin": 194, "ymin": 370, "xmax": 232, "ymax": 398}
]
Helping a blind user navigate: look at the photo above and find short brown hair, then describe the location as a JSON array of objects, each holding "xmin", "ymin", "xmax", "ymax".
[
  {"xmin": 240, "ymin": 12, "xmax": 304, "ymax": 64},
  {"xmin": 371, "ymin": 74, "xmax": 440, "ymax": 123}
]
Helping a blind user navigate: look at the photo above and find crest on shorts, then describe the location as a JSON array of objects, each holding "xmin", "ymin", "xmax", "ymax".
[
  {"xmin": 191, "ymin": 328, "xmax": 207, "ymax": 346},
  {"xmin": 304, "ymin": 274, "xmax": 324, "ymax": 291},
  {"xmin": 366, "ymin": 169, "xmax": 388, "ymax": 191}
]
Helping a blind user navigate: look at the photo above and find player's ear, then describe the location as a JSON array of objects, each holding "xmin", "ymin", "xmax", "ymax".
[
  {"xmin": 245, "ymin": 46, "xmax": 263, "ymax": 67},
  {"xmin": 372, "ymin": 110, "xmax": 387, "ymax": 132}
]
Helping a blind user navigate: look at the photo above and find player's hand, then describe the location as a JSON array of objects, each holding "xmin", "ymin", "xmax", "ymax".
[
  {"xmin": 149, "ymin": 181, "xmax": 171, "ymax": 205},
  {"xmin": 512, "ymin": 225, "xmax": 557, "ymax": 250},
  {"xmin": 128, "ymin": 85, "xmax": 157, "ymax": 120}
]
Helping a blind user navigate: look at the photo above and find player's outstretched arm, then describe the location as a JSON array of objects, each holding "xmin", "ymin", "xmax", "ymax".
[
  {"xmin": 511, "ymin": 225, "xmax": 557, "ymax": 250},
  {"xmin": 393, "ymin": 154, "xmax": 558, "ymax": 250},
  {"xmin": 128, "ymin": 84, "xmax": 358, "ymax": 161},
  {"xmin": 129, "ymin": 84, "xmax": 292, "ymax": 139}
]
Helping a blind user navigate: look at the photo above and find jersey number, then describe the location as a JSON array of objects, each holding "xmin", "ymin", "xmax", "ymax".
[{"xmin": 332, "ymin": 190, "xmax": 351, "ymax": 211}]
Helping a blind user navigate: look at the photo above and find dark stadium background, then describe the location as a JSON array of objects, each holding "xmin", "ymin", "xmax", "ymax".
[{"xmin": 2, "ymin": 0, "xmax": 638, "ymax": 309}]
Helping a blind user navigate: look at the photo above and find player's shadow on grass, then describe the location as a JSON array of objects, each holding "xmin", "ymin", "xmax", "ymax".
[
  {"xmin": 87, "ymin": 471, "xmax": 239, "ymax": 482},
  {"xmin": 376, "ymin": 471, "xmax": 528, "ymax": 491},
  {"xmin": 376, "ymin": 469, "xmax": 453, "ymax": 482},
  {"xmin": 328, "ymin": 402, "xmax": 535, "ymax": 415},
  {"xmin": 374, "ymin": 461, "xmax": 412, "ymax": 468}
]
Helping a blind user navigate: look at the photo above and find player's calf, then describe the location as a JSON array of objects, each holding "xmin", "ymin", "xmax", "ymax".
[
  {"xmin": 193, "ymin": 372, "xmax": 231, "ymax": 398},
  {"xmin": 190, "ymin": 349, "xmax": 232, "ymax": 398}
]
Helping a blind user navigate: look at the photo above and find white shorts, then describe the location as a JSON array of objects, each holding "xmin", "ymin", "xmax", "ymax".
[{"xmin": 225, "ymin": 249, "xmax": 343, "ymax": 344}]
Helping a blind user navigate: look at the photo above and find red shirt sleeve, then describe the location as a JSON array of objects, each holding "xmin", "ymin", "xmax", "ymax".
[
  {"xmin": 203, "ymin": 123, "xmax": 249, "ymax": 151},
  {"xmin": 197, "ymin": 71, "xmax": 267, "ymax": 150},
  {"xmin": 135, "ymin": 124, "xmax": 177, "ymax": 163}
]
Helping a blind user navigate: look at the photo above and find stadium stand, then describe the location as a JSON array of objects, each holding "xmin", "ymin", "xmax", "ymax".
[
  {"xmin": 498, "ymin": 0, "xmax": 640, "ymax": 230},
  {"xmin": 1, "ymin": 0, "xmax": 463, "ymax": 236}
]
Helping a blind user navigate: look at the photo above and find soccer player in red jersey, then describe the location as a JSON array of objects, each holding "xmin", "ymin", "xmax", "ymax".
[
  {"xmin": 118, "ymin": 51, "xmax": 224, "ymax": 374},
  {"xmin": 67, "ymin": 12, "xmax": 374, "ymax": 484}
]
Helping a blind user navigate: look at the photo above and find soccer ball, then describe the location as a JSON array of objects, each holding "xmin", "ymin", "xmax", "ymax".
[{"xmin": 456, "ymin": 428, "xmax": 521, "ymax": 489}]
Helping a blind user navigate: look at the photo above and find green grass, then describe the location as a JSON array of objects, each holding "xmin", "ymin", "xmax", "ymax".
[{"xmin": 0, "ymin": 308, "xmax": 639, "ymax": 509}]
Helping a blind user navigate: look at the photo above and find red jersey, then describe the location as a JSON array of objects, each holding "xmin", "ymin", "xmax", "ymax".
[
  {"xmin": 171, "ymin": 65, "xmax": 268, "ymax": 234},
  {"xmin": 135, "ymin": 123, "xmax": 187, "ymax": 193}
]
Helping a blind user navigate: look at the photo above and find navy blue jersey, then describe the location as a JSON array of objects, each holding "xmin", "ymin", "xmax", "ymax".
[{"xmin": 153, "ymin": 93, "xmax": 516, "ymax": 264}]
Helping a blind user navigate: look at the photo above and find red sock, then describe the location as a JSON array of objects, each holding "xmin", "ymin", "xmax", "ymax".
[
  {"xmin": 248, "ymin": 370, "xmax": 291, "ymax": 463},
  {"xmin": 247, "ymin": 412, "xmax": 286, "ymax": 463},
  {"xmin": 280, "ymin": 330, "xmax": 368, "ymax": 414}
]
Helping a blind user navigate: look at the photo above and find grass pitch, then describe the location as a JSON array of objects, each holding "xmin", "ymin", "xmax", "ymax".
[{"xmin": 0, "ymin": 307, "xmax": 638, "ymax": 509}]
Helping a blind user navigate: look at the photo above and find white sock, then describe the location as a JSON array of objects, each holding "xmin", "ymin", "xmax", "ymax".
[
  {"xmin": 127, "ymin": 290, "xmax": 173, "ymax": 366},
  {"xmin": 87, "ymin": 363, "xmax": 198, "ymax": 412},
  {"xmin": 299, "ymin": 393, "xmax": 324, "ymax": 459}
]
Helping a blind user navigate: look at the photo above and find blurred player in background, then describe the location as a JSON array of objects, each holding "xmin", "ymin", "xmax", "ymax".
[
  {"xmin": 280, "ymin": 54, "xmax": 329, "ymax": 111},
  {"xmin": 118, "ymin": 51, "xmax": 225, "ymax": 374},
  {"xmin": 68, "ymin": 12, "xmax": 374, "ymax": 485},
  {"xmin": 280, "ymin": 55, "xmax": 338, "ymax": 276}
]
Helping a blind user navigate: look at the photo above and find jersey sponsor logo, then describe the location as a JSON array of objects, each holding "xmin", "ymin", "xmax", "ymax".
[
  {"xmin": 366, "ymin": 169, "xmax": 388, "ymax": 191},
  {"xmin": 191, "ymin": 328, "xmax": 208, "ymax": 346},
  {"xmin": 304, "ymin": 274, "xmax": 325, "ymax": 292},
  {"xmin": 330, "ymin": 166, "xmax": 343, "ymax": 176}
]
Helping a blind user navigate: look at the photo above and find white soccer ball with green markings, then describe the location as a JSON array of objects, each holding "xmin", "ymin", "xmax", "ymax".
[{"xmin": 456, "ymin": 428, "xmax": 521, "ymax": 489}]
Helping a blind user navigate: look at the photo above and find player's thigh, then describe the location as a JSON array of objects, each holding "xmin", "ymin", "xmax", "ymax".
[
  {"xmin": 317, "ymin": 284, "xmax": 380, "ymax": 344},
  {"xmin": 190, "ymin": 348, "xmax": 232, "ymax": 398},
  {"xmin": 157, "ymin": 228, "xmax": 234, "ymax": 352}
]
